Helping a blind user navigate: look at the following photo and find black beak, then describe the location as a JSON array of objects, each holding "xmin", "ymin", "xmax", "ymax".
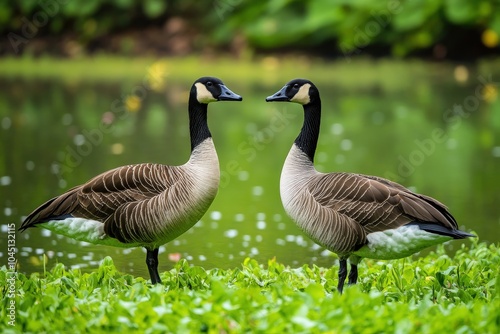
[
  {"xmin": 218, "ymin": 85, "xmax": 242, "ymax": 101},
  {"xmin": 266, "ymin": 86, "xmax": 289, "ymax": 102}
]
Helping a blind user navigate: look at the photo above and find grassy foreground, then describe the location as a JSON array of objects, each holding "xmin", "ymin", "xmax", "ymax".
[{"xmin": 1, "ymin": 241, "xmax": 499, "ymax": 333}]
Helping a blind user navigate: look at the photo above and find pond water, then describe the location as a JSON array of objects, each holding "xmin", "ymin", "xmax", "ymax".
[{"xmin": 1, "ymin": 61, "xmax": 499, "ymax": 280}]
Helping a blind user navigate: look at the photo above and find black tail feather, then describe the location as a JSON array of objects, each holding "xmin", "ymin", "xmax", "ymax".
[{"xmin": 406, "ymin": 222, "xmax": 476, "ymax": 239}]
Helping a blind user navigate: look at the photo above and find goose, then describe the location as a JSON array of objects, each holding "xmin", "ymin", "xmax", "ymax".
[
  {"xmin": 266, "ymin": 79, "xmax": 474, "ymax": 293},
  {"xmin": 20, "ymin": 77, "xmax": 242, "ymax": 284}
]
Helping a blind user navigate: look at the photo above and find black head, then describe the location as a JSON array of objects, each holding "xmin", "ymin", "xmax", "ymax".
[
  {"xmin": 193, "ymin": 77, "xmax": 242, "ymax": 104},
  {"xmin": 266, "ymin": 79, "xmax": 319, "ymax": 105}
]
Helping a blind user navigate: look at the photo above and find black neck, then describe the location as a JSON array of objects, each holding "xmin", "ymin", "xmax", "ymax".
[
  {"xmin": 188, "ymin": 95, "xmax": 211, "ymax": 151},
  {"xmin": 294, "ymin": 101, "xmax": 321, "ymax": 162}
]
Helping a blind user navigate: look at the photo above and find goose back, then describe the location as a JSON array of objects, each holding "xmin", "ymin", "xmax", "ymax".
[
  {"xmin": 281, "ymin": 145, "xmax": 366, "ymax": 255},
  {"xmin": 21, "ymin": 138, "xmax": 219, "ymax": 249},
  {"xmin": 280, "ymin": 144, "xmax": 462, "ymax": 258}
]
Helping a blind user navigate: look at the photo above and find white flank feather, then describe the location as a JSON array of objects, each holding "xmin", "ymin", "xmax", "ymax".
[
  {"xmin": 43, "ymin": 218, "xmax": 138, "ymax": 248},
  {"xmin": 353, "ymin": 224, "xmax": 452, "ymax": 260}
]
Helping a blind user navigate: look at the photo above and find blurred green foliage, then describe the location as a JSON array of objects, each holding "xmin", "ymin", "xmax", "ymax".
[
  {"xmin": 2, "ymin": 0, "xmax": 500, "ymax": 57},
  {"xmin": 2, "ymin": 0, "xmax": 172, "ymax": 41},
  {"xmin": 217, "ymin": 0, "xmax": 500, "ymax": 56}
]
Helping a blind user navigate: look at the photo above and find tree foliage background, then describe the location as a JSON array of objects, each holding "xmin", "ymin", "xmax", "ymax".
[{"xmin": 2, "ymin": 0, "xmax": 500, "ymax": 59}]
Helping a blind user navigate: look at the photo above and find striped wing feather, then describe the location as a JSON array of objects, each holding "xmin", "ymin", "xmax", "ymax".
[
  {"xmin": 21, "ymin": 163, "xmax": 184, "ymax": 244},
  {"xmin": 308, "ymin": 172, "xmax": 458, "ymax": 235}
]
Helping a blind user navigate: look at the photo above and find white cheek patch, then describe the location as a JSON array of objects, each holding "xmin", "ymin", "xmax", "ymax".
[
  {"xmin": 195, "ymin": 82, "xmax": 217, "ymax": 103},
  {"xmin": 290, "ymin": 83, "xmax": 311, "ymax": 105}
]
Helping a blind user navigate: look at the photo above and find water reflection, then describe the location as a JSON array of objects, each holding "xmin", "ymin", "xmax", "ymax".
[{"xmin": 1, "ymin": 67, "xmax": 499, "ymax": 280}]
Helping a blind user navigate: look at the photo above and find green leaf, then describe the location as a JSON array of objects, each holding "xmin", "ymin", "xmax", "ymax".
[
  {"xmin": 143, "ymin": 0, "xmax": 167, "ymax": 18},
  {"xmin": 445, "ymin": 0, "xmax": 479, "ymax": 24}
]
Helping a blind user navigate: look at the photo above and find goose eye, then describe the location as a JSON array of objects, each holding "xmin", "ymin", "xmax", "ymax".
[
  {"xmin": 206, "ymin": 82, "xmax": 213, "ymax": 87},
  {"xmin": 293, "ymin": 83, "xmax": 300, "ymax": 89}
]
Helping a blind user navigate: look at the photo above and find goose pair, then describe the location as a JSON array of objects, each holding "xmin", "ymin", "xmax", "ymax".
[
  {"xmin": 266, "ymin": 79, "xmax": 474, "ymax": 293},
  {"xmin": 21, "ymin": 77, "xmax": 473, "ymax": 291}
]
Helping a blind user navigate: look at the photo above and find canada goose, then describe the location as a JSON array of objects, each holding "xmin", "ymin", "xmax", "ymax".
[
  {"xmin": 266, "ymin": 79, "xmax": 474, "ymax": 293},
  {"xmin": 20, "ymin": 77, "xmax": 242, "ymax": 284}
]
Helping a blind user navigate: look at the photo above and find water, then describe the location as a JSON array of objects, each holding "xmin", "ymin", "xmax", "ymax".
[{"xmin": 1, "ymin": 62, "xmax": 499, "ymax": 280}]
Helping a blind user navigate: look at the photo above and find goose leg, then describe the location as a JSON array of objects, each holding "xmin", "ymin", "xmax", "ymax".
[
  {"xmin": 337, "ymin": 259, "xmax": 348, "ymax": 293},
  {"xmin": 146, "ymin": 248, "xmax": 162, "ymax": 284},
  {"xmin": 348, "ymin": 263, "xmax": 358, "ymax": 285}
]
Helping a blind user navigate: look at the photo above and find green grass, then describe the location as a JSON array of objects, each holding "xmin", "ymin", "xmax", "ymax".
[
  {"xmin": 0, "ymin": 54, "xmax": 467, "ymax": 90},
  {"xmin": 1, "ymin": 54, "xmax": 499, "ymax": 104},
  {"xmin": 1, "ymin": 240, "xmax": 499, "ymax": 333}
]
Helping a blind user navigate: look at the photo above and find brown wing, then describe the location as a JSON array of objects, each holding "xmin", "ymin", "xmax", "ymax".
[
  {"xmin": 309, "ymin": 172, "xmax": 458, "ymax": 234},
  {"xmin": 20, "ymin": 163, "xmax": 183, "ymax": 243}
]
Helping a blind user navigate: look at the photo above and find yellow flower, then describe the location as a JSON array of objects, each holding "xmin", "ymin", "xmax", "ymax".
[
  {"xmin": 454, "ymin": 65, "xmax": 468, "ymax": 83},
  {"xmin": 111, "ymin": 143, "xmax": 124, "ymax": 155},
  {"xmin": 125, "ymin": 95, "xmax": 141, "ymax": 112},
  {"xmin": 482, "ymin": 29, "xmax": 499, "ymax": 48},
  {"xmin": 147, "ymin": 60, "xmax": 169, "ymax": 92},
  {"xmin": 481, "ymin": 83, "xmax": 498, "ymax": 103}
]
